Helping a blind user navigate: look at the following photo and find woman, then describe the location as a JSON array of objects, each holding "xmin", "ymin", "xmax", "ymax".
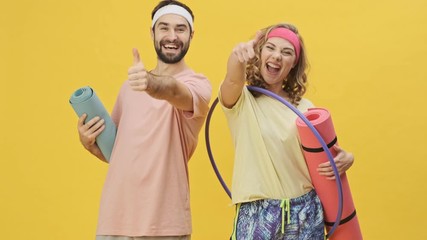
[{"xmin": 219, "ymin": 23, "xmax": 354, "ymax": 239}]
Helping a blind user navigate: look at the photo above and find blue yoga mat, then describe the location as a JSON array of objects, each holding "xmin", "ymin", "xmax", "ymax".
[{"xmin": 69, "ymin": 86, "xmax": 117, "ymax": 162}]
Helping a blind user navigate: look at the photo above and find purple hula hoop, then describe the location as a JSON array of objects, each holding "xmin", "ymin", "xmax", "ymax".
[{"xmin": 204, "ymin": 86, "xmax": 344, "ymax": 238}]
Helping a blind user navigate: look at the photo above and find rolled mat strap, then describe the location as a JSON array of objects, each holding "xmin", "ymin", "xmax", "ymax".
[
  {"xmin": 301, "ymin": 136, "xmax": 337, "ymax": 153},
  {"xmin": 325, "ymin": 210, "xmax": 357, "ymax": 226}
]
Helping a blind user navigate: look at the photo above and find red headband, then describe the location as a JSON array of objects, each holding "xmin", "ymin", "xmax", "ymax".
[{"xmin": 267, "ymin": 28, "xmax": 300, "ymax": 62}]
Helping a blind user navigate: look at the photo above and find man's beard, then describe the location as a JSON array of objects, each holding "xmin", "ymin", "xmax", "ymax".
[{"xmin": 155, "ymin": 39, "xmax": 190, "ymax": 64}]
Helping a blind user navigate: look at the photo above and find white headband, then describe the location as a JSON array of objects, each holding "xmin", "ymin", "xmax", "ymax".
[{"xmin": 151, "ymin": 5, "xmax": 194, "ymax": 30}]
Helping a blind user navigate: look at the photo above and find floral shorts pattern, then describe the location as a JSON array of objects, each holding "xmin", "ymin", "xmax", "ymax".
[{"xmin": 231, "ymin": 190, "xmax": 325, "ymax": 240}]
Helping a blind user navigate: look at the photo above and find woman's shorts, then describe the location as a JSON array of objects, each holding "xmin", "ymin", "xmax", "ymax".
[
  {"xmin": 231, "ymin": 190, "xmax": 324, "ymax": 240},
  {"xmin": 96, "ymin": 236, "xmax": 190, "ymax": 240}
]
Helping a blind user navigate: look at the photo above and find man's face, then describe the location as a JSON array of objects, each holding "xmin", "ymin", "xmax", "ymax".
[{"xmin": 152, "ymin": 14, "xmax": 192, "ymax": 64}]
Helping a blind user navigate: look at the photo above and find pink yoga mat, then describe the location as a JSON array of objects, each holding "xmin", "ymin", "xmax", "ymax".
[{"xmin": 296, "ymin": 108, "xmax": 362, "ymax": 240}]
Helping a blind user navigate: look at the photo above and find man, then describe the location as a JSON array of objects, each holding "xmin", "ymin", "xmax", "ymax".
[{"xmin": 77, "ymin": 1, "xmax": 212, "ymax": 239}]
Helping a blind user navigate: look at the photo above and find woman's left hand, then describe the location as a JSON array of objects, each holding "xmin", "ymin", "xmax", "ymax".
[{"xmin": 317, "ymin": 145, "xmax": 354, "ymax": 180}]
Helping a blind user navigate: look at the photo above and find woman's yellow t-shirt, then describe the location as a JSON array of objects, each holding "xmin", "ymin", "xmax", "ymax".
[{"xmin": 220, "ymin": 87, "xmax": 314, "ymax": 204}]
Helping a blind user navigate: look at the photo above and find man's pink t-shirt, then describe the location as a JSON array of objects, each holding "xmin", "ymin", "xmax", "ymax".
[{"xmin": 96, "ymin": 69, "xmax": 211, "ymax": 236}]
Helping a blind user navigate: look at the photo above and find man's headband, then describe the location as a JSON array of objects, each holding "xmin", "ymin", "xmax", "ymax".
[
  {"xmin": 267, "ymin": 28, "xmax": 300, "ymax": 62},
  {"xmin": 152, "ymin": 5, "xmax": 194, "ymax": 30}
]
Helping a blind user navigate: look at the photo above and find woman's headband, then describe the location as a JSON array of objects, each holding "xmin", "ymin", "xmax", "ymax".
[
  {"xmin": 152, "ymin": 5, "xmax": 194, "ymax": 30},
  {"xmin": 267, "ymin": 28, "xmax": 300, "ymax": 62}
]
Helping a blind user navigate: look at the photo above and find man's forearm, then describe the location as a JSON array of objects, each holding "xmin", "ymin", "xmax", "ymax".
[{"xmin": 146, "ymin": 73, "xmax": 193, "ymax": 111}]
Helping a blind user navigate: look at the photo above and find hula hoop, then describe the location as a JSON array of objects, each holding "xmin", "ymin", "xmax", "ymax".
[{"xmin": 204, "ymin": 86, "xmax": 344, "ymax": 238}]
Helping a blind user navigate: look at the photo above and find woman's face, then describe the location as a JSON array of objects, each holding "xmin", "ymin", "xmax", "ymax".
[{"xmin": 260, "ymin": 37, "xmax": 297, "ymax": 92}]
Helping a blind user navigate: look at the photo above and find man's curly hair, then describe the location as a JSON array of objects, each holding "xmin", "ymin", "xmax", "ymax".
[{"xmin": 246, "ymin": 23, "xmax": 309, "ymax": 106}]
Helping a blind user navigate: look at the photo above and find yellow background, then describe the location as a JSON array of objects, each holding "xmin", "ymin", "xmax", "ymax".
[{"xmin": 1, "ymin": 0, "xmax": 426, "ymax": 239}]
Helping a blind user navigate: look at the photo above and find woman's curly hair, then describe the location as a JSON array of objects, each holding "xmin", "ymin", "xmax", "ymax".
[{"xmin": 246, "ymin": 23, "xmax": 309, "ymax": 106}]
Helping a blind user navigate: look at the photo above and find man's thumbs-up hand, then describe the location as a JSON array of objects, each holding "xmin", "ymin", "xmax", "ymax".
[{"xmin": 128, "ymin": 48, "xmax": 149, "ymax": 91}]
